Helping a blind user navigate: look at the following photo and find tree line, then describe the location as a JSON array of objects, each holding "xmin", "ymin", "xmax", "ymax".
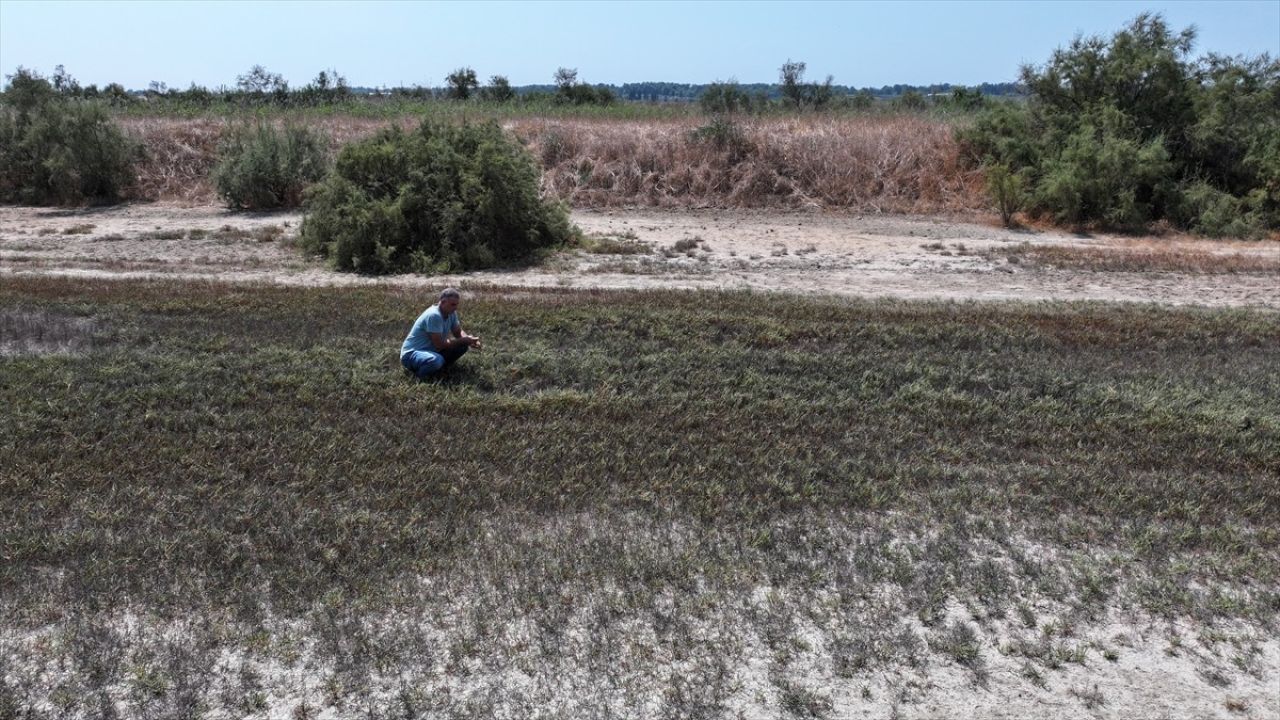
[{"xmin": 2, "ymin": 62, "xmax": 1021, "ymax": 111}]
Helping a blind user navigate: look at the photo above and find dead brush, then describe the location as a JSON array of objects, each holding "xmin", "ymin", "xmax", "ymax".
[
  {"xmin": 119, "ymin": 114, "xmax": 984, "ymax": 212},
  {"xmin": 508, "ymin": 115, "xmax": 984, "ymax": 212},
  {"xmin": 121, "ymin": 117, "xmax": 227, "ymax": 202}
]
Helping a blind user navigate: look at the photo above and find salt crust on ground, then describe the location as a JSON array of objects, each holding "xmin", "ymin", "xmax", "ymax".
[{"xmin": 2, "ymin": 204, "xmax": 1277, "ymax": 309}]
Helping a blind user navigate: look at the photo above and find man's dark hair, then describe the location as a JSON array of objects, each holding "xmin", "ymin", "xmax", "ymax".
[{"xmin": 439, "ymin": 288, "xmax": 460, "ymax": 301}]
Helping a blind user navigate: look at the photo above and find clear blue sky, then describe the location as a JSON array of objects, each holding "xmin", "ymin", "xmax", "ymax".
[{"xmin": 2, "ymin": 0, "xmax": 1277, "ymax": 90}]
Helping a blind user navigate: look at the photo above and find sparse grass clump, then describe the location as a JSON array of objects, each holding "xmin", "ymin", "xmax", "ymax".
[
  {"xmin": 583, "ymin": 231, "xmax": 648, "ymax": 255},
  {"xmin": 994, "ymin": 243, "xmax": 1280, "ymax": 274}
]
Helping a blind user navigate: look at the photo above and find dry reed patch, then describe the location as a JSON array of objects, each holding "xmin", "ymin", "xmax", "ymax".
[
  {"xmin": 509, "ymin": 115, "xmax": 984, "ymax": 212},
  {"xmin": 121, "ymin": 114, "xmax": 983, "ymax": 212},
  {"xmin": 998, "ymin": 242, "xmax": 1280, "ymax": 274},
  {"xmin": 120, "ymin": 117, "xmax": 226, "ymax": 202}
]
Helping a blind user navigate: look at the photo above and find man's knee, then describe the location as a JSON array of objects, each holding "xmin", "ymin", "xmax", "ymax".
[{"xmin": 421, "ymin": 354, "xmax": 445, "ymax": 374}]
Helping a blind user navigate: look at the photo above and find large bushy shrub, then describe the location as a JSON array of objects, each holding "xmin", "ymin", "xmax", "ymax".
[
  {"xmin": 0, "ymin": 67, "xmax": 138, "ymax": 205},
  {"xmin": 959, "ymin": 13, "xmax": 1279, "ymax": 236},
  {"xmin": 212, "ymin": 123, "xmax": 329, "ymax": 209},
  {"xmin": 301, "ymin": 120, "xmax": 576, "ymax": 274}
]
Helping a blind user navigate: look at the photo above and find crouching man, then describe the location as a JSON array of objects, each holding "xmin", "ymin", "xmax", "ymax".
[{"xmin": 401, "ymin": 288, "xmax": 482, "ymax": 380}]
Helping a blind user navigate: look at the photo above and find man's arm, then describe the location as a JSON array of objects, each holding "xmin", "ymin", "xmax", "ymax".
[
  {"xmin": 429, "ymin": 331, "xmax": 463, "ymax": 351},
  {"xmin": 431, "ymin": 327, "xmax": 479, "ymax": 351}
]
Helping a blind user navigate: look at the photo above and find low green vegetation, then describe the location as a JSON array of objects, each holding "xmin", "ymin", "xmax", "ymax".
[
  {"xmin": 961, "ymin": 13, "xmax": 1279, "ymax": 236},
  {"xmin": 300, "ymin": 120, "xmax": 576, "ymax": 273},
  {"xmin": 2, "ymin": 279, "xmax": 1276, "ymax": 613},
  {"xmin": 1, "ymin": 279, "xmax": 1276, "ymax": 714}
]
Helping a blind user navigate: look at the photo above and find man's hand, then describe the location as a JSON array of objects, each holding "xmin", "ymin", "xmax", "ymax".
[{"xmin": 461, "ymin": 333, "xmax": 482, "ymax": 349}]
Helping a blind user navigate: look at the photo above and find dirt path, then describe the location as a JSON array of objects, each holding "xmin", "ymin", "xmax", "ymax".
[{"xmin": 1, "ymin": 203, "xmax": 1277, "ymax": 308}]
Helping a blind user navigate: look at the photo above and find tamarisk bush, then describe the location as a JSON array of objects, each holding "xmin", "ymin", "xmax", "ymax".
[
  {"xmin": 212, "ymin": 122, "xmax": 329, "ymax": 209},
  {"xmin": 961, "ymin": 13, "xmax": 1279, "ymax": 236},
  {"xmin": 301, "ymin": 120, "xmax": 575, "ymax": 274},
  {"xmin": 0, "ymin": 67, "xmax": 138, "ymax": 204}
]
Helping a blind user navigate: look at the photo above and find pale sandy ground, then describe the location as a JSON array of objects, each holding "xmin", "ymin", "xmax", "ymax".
[
  {"xmin": 1, "ymin": 204, "xmax": 1277, "ymax": 719},
  {"xmin": 1, "ymin": 203, "xmax": 1277, "ymax": 308}
]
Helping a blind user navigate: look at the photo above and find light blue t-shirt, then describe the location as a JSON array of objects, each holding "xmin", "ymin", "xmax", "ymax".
[{"xmin": 401, "ymin": 304, "xmax": 460, "ymax": 358}]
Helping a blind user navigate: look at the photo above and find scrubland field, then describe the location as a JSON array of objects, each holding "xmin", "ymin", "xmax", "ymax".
[
  {"xmin": 1, "ymin": 273, "xmax": 1278, "ymax": 718},
  {"xmin": 2, "ymin": 104, "xmax": 1279, "ymax": 718},
  {"xmin": 6, "ymin": 11, "xmax": 1279, "ymax": 714}
]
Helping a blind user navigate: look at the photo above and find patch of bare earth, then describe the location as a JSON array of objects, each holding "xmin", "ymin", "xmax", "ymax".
[{"xmin": 2, "ymin": 203, "xmax": 1278, "ymax": 308}]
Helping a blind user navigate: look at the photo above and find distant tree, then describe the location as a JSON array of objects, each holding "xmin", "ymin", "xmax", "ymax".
[
  {"xmin": 302, "ymin": 68, "xmax": 349, "ymax": 104},
  {"xmin": 102, "ymin": 82, "xmax": 131, "ymax": 106},
  {"xmin": 850, "ymin": 89, "xmax": 875, "ymax": 110},
  {"xmin": 552, "ymin": 67, "xmax": 613, "ymax": 106},
  {"xmin": 779, "ymin": 60, "xmax": 806, "ymax": 107},
  {"xmin": 179, "ymin": 82, "xmax": 215, "ymax": 107},
  {"xmin": 943, "ymin": 86, "xmax": 986, "ymax": 111},
  {"xmin": 445, "ymin": 67, "xmax": 479, "ymax": 100},
  {"xmin": 811, "ymin": 74, "xmax": 835, "ymax": 109},
  {"xmin": 778, "ymin": 60, "xmax": 838, "ymax": 110},
  {"xmin": 237, "ymin": 64, "xmax": 287, "ymax": 94},
  {"xmin": 3, "ymin": 67, "xmax": 57, "ymax": 114},
  {"xmin": 482, "ymin": 75, "xmax": 515, "ymax": 102},
  {"xmin": 700, "ymin": 79, "xmax": 753, "ymax": 114},
  {"xmin": 554, "ymin": 67, "xmax": 578, "ymax": 93},
  {"xmin": 312, "ymin": 69, "xmax": 348, "ymax": 93},
  {"xmin": 895, "ymin": 90, "xmax": 928, "ymax": 111},
  {"xmin": 51, "ymin": 65, "xmax": 80, "ymax": 95}
]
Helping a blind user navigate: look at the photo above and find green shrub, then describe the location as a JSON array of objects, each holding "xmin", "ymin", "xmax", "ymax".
[
  {"xmin": 1032, "ymin": 109, "xmax": 1172, "ymax": 228},
  {"xmin": 211, "ymin": 123, "xmax": 329, "ymax": 210},
  {"xmin": 689, "ymin": 117, "xmax": 753, "ymax": 161},
  {"xmin": 984, "ymin": 164, "xmax": 1025, "ymax": 227},
  {"xmin": 956, "ymin": 13, "xmax": 1279, "ymax": 237},
  {"xmin": 0, "ymin": 68, "xmax": 138, "ymax": 205},
  {"xmin": 301, "ymin": 120, "xmax": 576, "ymax": 274},
  {"xmin": 482, "ymin": 75, "xmax": 515, "ymax": 103},
  {"xmin": 956, "ymin": 101, "xmax": 1041, "ymax": 171},
  {"xmin": 894, "ymin": 91, "xmax": 928, "ymax": 112},
  {"xmin": 699, "ymin": 80, "xmax": 753, "ymax": 115},
  {"xmin": 1174, "ymin": 181, "xmax": 1268, "ymax": 238}
]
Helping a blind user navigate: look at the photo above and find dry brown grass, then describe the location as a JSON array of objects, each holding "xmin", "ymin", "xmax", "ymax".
[
  {"xmin": 509, "ymin": 116, "xmax": 982, "ymax": 212},
  {"xmin": 121, "ymin": 118, "xmax": 224, "ymax": 202},
  {"xmin": 120, "ymin": 116, "xmax": 417, "ymax": 203},
  {"xmin": 120, "ymin": 115, "xmax": 983, "ymax": 212},
  {"xmin": 999, "ymin": 243, "xmax": 1280, "ymax": 274}
]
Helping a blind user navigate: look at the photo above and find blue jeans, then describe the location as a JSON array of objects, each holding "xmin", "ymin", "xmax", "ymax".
[{"xmin": 402, "ymin": 345, "xmax": 468, "ymax": 379}]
